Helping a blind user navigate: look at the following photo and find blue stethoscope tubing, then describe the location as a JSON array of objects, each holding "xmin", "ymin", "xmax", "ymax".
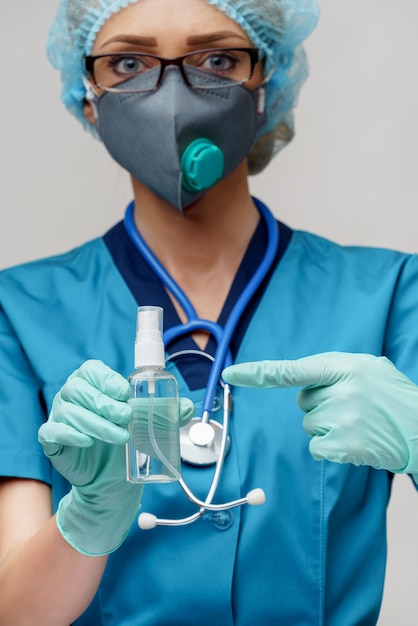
[
  {"xmin": 124, "ymin": 197, "xmax": 279, "ymax": 414},
  {"xmin": 123, "ymin": 197, "xmax": 279, "ymax": 528}
]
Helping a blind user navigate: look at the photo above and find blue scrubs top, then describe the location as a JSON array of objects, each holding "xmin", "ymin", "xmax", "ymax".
[{"xmin": 1, "ymin": 201, "xmax": 418, "ymax": 625}]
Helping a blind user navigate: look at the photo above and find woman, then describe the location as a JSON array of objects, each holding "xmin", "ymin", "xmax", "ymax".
[{"xmin": 0, "ymin": 0, "xmax": 418, "ymax": 624}]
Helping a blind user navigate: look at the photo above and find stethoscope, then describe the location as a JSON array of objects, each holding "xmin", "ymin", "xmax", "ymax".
[{"xmin": 123, "ymin": 197, "xmax": 279, "ymax": 528}]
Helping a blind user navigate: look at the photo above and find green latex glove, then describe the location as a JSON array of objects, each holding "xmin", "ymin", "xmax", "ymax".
[
  {"xmin": 38, "ymin": 360, "xmax": 194, "ymax": 556},
  {"xmin": 223, "ymin": 353, "xmax": 418, "ymax": 474}
]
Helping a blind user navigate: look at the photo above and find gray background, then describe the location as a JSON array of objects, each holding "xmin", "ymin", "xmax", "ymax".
[{"xmin": 1, "ymin": 1, "xmax": 417, "ymax": 622}]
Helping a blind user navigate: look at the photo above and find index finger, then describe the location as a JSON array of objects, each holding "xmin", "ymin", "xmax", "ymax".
[
  {"xmin": 222, "ymin": 353, "xmax": 374, "ymax": 389},
  {"xmin": 69, "ymin": 359, "xmax": 131, "ymax": 401}
]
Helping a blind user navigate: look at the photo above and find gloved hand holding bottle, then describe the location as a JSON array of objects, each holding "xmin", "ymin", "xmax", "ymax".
[
  {"xmin": 38, "ymin": 359, "xmax": 194, "ymax": 556},
  {"xmin": 223, "ymin": 352, "xmax": 418, "ymax": 476}
]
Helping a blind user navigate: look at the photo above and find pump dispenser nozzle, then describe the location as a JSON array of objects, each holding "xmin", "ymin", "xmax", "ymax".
[{"xmin": 134, "ymin": 306, "xmax": 165, "ymax": 369}]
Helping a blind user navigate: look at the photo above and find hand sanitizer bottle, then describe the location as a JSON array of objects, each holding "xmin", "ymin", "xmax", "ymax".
[{"xmin": 126, "ymin": 306, "xmax": 181, "ymax": 483}]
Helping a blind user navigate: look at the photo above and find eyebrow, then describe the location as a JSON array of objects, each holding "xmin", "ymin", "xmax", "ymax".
[
  {"xmin": 99, "ymin": 35, "xmax": 158, "ymax": 49},
  {"xmin": 187, "ymin": 31, "xmax": 249, "ymax": 45},
  {"xmin": 99, "ymin": 30, "xmax": 248, "ymax": 50}
]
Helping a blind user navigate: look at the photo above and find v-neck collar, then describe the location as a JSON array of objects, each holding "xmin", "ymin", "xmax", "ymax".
[{"xmin": 103, "ymin": 207, "xmax": 292, "ymax": 389}]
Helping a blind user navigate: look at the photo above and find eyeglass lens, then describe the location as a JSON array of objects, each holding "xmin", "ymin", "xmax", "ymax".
[{"xmin": 89, "ymin": 49, "xmax": 256, "ymax": 92}]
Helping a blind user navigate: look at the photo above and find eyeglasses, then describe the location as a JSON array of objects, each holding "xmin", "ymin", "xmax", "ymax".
[{"xmin": 84, "ymin": 47, "xmax": 260, "ymax": 94}]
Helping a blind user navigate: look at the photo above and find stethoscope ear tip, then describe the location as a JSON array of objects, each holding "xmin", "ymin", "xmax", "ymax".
[
  {"xmin": 138, "ymin": 512, "xmax": 158, "ymax": 530},
  {"xmin": 246, "ymin": 488, "xmax": 266, "ymax": 506}
]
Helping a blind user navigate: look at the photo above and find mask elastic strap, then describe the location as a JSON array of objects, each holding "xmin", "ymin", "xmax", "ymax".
[
  {"xmin": 82, "ymin": 76, "xmax": 99, "ymax": 120},
  {"xmin": 256, "ymin": 61, "xmax": 277, "ymax": 115},
  {"xmin": 257, "ymin": 87, "xmax": 266, "ymax": 115}
]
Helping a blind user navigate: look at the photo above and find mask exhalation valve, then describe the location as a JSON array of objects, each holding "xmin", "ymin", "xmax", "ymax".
[{"xmin": 181, "ymin": 138, "xmax": 225, "ymax": 192}]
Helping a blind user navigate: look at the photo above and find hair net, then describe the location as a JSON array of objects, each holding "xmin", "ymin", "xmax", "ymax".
[{"xmin": 47, "ymin": 0, "xmax": 319, "ymax": 173}]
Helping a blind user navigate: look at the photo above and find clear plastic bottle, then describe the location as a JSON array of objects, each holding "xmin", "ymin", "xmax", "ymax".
[{"xmin": 126, "ymin": 306, "xmax": 181, "ymax": 484}]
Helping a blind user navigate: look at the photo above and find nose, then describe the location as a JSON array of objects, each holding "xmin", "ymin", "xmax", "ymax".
[
  {"xmin": 157, "ymin": 65, "xmax": 225, "ymax": 193},
  {"xmin": 158, "ymin": 61, "xmax": 190, "ymax": 88}
]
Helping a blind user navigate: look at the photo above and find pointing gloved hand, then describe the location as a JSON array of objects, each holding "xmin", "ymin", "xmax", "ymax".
[
  {"xmin": 38, "ymin": 359, "xmax": 194, "ymax": 556},
  {"xmin": 223, "ymin": 353, "xmax": 418, "ymax": 475}
]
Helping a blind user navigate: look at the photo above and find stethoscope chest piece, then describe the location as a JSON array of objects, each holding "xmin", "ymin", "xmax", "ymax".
[{"xmin": 180, "ymin": 417, "xmax": 231, "ymax": 466}]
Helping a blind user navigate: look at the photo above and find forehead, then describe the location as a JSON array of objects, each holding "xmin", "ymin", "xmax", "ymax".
[{"xmin": 92, "ymin": 0, "xmax": 250, "ymax": 50}]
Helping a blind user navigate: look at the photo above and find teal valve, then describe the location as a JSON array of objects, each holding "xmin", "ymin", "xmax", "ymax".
[{"xmin": 181, "ymin": 138, "xmax": 225, "ymax": 192}]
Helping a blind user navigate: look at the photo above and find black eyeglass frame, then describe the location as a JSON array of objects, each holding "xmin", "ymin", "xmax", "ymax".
[{"xmin": 84, "ymin": 47, "xmax": 261, "ymax": 93}]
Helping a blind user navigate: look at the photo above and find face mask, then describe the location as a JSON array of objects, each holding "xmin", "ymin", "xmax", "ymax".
[{"xmin": 89, "ymin": 66, "xmax": 267, "ymax": 211}]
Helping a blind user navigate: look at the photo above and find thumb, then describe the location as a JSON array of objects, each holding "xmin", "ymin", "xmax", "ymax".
[
  {"xmin": 222, "ymin": 353, "xmax": 373, "ymax": 389},
  {"xmin": 179, "ymin": 397, "xmax": 195, "ymax": 427}
]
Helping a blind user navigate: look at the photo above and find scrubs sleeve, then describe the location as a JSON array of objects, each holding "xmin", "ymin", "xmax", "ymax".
[
  {"xmin": 0, "ymin": 306, "xmax": 51, "ymax": 483},
  {"xmin": 384, "ymin": 254, "xmax": 418, "ymax": 382},
  {"xmin": 383, "ymin": 254, "xmax": 418, "ymax": 489}
]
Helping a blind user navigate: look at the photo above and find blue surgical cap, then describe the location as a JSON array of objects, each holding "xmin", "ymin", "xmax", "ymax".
[{"xmin": 47, "ymin": 0, "xmax": 320, "ymax": 171}]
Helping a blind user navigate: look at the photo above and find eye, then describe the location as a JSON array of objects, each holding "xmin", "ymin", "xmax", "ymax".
[
  {"xmin": 110, "ymin": 55, "xmax": 146, "ymax": 76},
  {"xmin": 201, "ymin": 53, "xmax": 235, "ymax": 73}
]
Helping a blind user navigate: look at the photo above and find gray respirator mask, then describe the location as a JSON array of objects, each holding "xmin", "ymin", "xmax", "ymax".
[{"xmin": 88, "ymin": 66, "xmax": 267, "ymax": 211}]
